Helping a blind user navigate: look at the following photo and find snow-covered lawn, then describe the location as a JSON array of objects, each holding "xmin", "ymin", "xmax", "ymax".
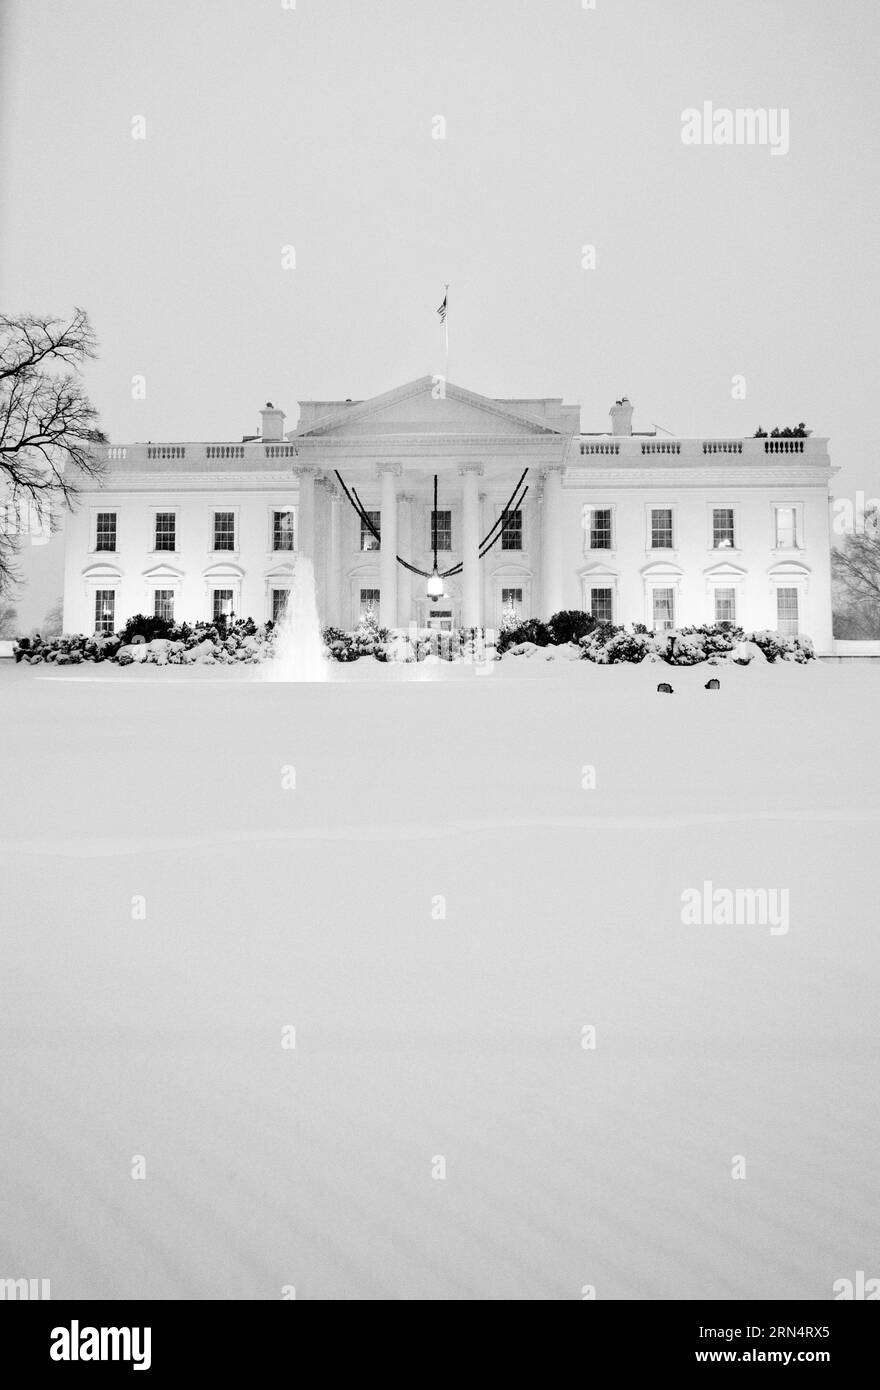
[{"xmin": 1, "ymin": 657, "xmax": 878, "ymax": 1300}]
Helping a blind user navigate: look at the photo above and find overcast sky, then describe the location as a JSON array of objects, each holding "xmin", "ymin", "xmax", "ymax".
[{"xmin": 2, "ymin": 0, "xmax": 879, "ymax": 618}]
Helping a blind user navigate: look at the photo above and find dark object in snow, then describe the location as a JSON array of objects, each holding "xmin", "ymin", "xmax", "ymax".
[
  {"xmin": 705, "ymin": 678, "xmax": 721, "ymax": 690},
  {"xmin": 657, "ymin": 682, "xmax": 674, "ymax": 694}
]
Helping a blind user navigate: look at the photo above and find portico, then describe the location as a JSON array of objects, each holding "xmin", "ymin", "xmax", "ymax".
[{"xmin": 292, "ymin": 377, "xmax": 573, "ymax": 631}]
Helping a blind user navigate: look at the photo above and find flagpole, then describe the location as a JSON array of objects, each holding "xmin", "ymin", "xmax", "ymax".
[{"xmin": 443, "ymin": 283, "xmax": 449, "ymax": 380}]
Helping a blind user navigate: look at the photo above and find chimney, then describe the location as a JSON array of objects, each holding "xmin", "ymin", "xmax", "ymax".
[
  {"xmin": 609, "ymin": 397, "xmax": 634, "ymax": 436},
  {"xmin": 259, "ymin": 401, "xmax": 285, "ymax": 442}
]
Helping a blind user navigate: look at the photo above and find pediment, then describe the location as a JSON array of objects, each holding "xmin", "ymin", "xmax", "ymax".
[
  {"xmin": 641, "ymin": 560, "xmax": 685, "ymax": 578},
  {"xmin": 703, "ymin": 561, "xmax": 748, "ymax": 580},
  {"xmin": 490, "ymin": 562, "xmax": 534, "ymax": 580},
  {"xmin": 767, "ymin": 560, "xmax": 811, "ymax": 578},
  {"xmin": 579, "ymin": 561, "xmax": 619, "ymax": 578},
  {"xmin": 143, "ymin": 562, "xmax": 185, "ymax": 581},
  {"xmin": 82, "ymin": 561, "xmax": 123, "ymax": 580},
  {"xmin": 294, "ymin": 377, "xmax": 564, "ymax": 439},
  {"xmin": 203, "ymin": 561, "xmax": 245, "ymax": 579}
]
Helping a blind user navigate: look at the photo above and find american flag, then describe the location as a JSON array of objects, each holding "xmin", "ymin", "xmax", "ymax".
[{"xmin": 436, "ymin": 291, "xmax": 447, "ymax": 323}]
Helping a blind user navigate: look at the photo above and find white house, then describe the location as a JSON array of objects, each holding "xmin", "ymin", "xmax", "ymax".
[{"xmin": 62, "ymin": 377, "xmax": 836, "ymax": 650}]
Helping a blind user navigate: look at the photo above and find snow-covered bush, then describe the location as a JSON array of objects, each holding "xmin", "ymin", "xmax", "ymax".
[
  {"xmin": 118, "ymin": 613, "xmax": 177, "ymax": 644},
  {"xmin": 339, "ymin": 612, "xmax": 391, "ymax": 661},
  {"xmin": 678, "ymin": 623, "xmax": 743, "ymax": 657},
  {"xmin": 663, "ymin": 632, "xmax": 709, "ymax": 665},
  {"xmin": 84, "ymin": 634, "xmax": 122, "ymax": 661},
  {"xmin": 547, "ymin": 610, "xmax": 597, "ymax": 646},
  {"xmin": 579, "ymin": 624, "xmax": 660, "ymax": 664},
  {"xmin": 322, "ymin": 627, "xmax": 359, "ymax": 662},
  {"xmin": 497, "ymin": 618, "xmax": 552, "ymax": 655},
  {"xmin": 746, "ymin": 630, "xmax": 814, "ymax": 663}
]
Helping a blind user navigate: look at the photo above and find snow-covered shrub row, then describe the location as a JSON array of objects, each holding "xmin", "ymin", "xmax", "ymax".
[
  {"xmin": 576, "ymin": 623, "xmax": 814, "ymax": 665},
  {"xmin": 12, "ymin": 611, "xmax": 472, "ymax": 667},
  {"xmin": 14, "ymin": 618, "xmax": 278, "ymax": 666},
  {"xmin": 12, "ymin": 615, "xmax": 814, "ymax": 669},
  {"xmin": 14, "ymin": 632, "xmax": 123, "ymax": 664}
]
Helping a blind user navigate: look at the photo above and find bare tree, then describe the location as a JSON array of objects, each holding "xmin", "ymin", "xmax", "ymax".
[
  {"xmin": 0, "ymin": 307, "xmax": 106, "ymax": 592},
  {"xmin": 40, "ymin": 595, "xmax": 64, "ymax": 638},
  {"xmin": 0, "ymin": 598, "xmax": 18, "ymax": 637},
  {"xmin": 832, "ymin": 506, "xmax": 880, "ymax": 638}
]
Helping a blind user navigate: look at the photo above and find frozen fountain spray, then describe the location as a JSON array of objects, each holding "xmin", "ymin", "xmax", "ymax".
[{"xmin": 270, "ymin": 555, "xmax": 327, "ymax": 681}]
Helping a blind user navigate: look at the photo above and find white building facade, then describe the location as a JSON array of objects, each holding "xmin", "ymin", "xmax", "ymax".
[{"xmin": 62, "ymin": 377, "xmax": 836, "ymax": 650}]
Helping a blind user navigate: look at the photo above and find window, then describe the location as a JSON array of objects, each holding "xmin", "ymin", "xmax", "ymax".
[
  {"xmin": 501, "ymin": 587, "xmax": 523, "ymax": 621},
  {"xmin": 154, "ymin": 512, "xmax": 176, "ymax": 551},
  {"xmin": 94, "ymin": 589, "xmax": 115, "ymax": 633},
  {"xmin": 360, "ymin": 511, "xmax": 380, "ymax": 551},
  {"xmin": 590, "ymin": 587, "xmax": 613, "ymax": 623},
  {"xmin": 213, "ymin": 511, "xmax": 235, "ymax": 551},
  {"xmin": 589, "ymin": 508, "xmax": 613, "ymax": 550},
  {"xmin": 653, "ymin": 587, "xmax": 675, "ymax": 631},
  {"xmin": 359, "ymin": 587, "xmax": 380, "ymax": 619},
  {"xmin": 714, "ymin": 587, "xmax": 736, "ymax": 624},
  {"xmin": 431, "ymin": 509, "xmax": 452, "ymax": 551},
  {"xmin": 273, "ymin": 510, "xmax": 295, "ymax": 552},
  {"xmin": 775, "ymin": 506, "xmax": 798, "ymax": 549},
  {"xmin": 96, "ymin": 512, "xmax": 117, "ymax": 552},
  {"xmin": 501, "ymin": 509, "xmax": 522, "ymax": 551},
  {"xmin": 154, "ymin": 589, "xmax": 174, "ymax": 622},
  {"xmin": 651, "ymin": 508, "xmax": 673, "ymax": 549},
  {"xmin": 212, "ymin": 588, "xmax": 234, "ymax": 621},
  {"xmin": 712, "ymin": 508, "xmax": 735, "ymax": 549},
  {"xmin": 272, "ymin": 588, "xmax": 289, "ymax": 622},
  {"xmin": 777, "ymin": 587, "xmax": 799, "ymax": 636}
]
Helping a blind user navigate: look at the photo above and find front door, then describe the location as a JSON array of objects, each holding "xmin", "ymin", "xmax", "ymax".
[
  {"xmin": 415, "ymin": 598, "xmax": 459, "ymax": 630},
  {"xmin": 427, "ymin": 607, "xmax": 453, "ymax": 632}
]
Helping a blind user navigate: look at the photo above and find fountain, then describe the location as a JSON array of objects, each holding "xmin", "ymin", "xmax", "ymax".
[{"xmin": 270, "ymin": 555, "xmax": 327, "ymax": 681}]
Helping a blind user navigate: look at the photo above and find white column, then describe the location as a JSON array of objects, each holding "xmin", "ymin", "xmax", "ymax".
[
  {"xmin": 378, "ymin": 463, "xmax": 400, "ymax": 629},
  {"xmin": 297, "ymin": 466, "xmax": 316, "ymax": 560},
  {"xmin": 398, "ymin": 493, "xmax": 413, "ymax": 627},
  {"xmin": 460, "ymin": 463, "xmax": 482, "ymax": 629},
  {"xmin": 479, "ymin": 489, "xmax": 488, "ymax": 629},
  {"xmin": 327, "ymin": 489, "xmax": 341, "ymax": 627},
  {"xmin": 541, "ymin": 465, "xmax": 564, "ymax": 619}
]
